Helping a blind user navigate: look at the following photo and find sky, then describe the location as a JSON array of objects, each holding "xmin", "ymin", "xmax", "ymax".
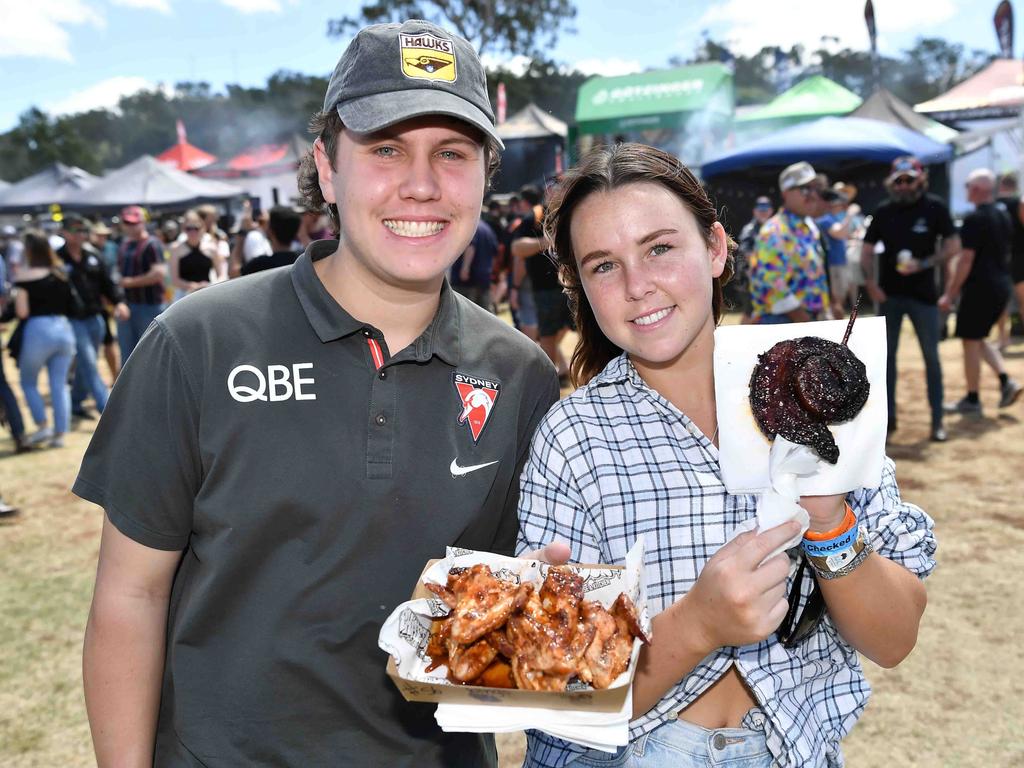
[{"xmin": 0, "ymin": 0, "xmax": 1005, "ymax": 134}]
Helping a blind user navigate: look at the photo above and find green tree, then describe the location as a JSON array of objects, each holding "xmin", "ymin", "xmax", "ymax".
[
  {"xmin": 327, "ymin": 0, "xmax": 576, "ymax": 59},
  {"xmin": 888, "ymin": 37, "xmax": 994, "ymax": 104}
]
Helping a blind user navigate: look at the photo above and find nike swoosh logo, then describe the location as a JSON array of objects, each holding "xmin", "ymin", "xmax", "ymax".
[{"xmin": 450, "ymin": 458, "xmax": 499, "ymax": 477}]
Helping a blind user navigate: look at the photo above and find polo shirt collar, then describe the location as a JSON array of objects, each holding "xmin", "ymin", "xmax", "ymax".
[
  {"xmin": 781, "ymin": 208, "xmax": 810, "ymax": 230},
  {"xmin": 291, "ymin": 241, "xmax": 363, "ymax": 342},
  {"xmin": 291, "ymin": 240, "xmax": 462, "ymax": 366}
]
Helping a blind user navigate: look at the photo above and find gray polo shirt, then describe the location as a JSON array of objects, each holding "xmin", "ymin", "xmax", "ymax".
[{"xmin": 73, "ymin": 241, "xmax": 559, "ymax": 767}]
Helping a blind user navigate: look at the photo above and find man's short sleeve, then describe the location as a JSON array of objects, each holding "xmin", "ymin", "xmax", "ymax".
[
  {"xmin": 849, "ymin": 458, "xmax": 937, "ymax": 579},
  {"xmin": 958, "ymin": 213, "xmax": 981, "ymax": 252},
  {"xmin": 142, "ymin": 238, "xmax": 165, "ymax": 269},
  {"xmin": 72, "ymin": 319, "xmax": 202, "ymax": 551}
]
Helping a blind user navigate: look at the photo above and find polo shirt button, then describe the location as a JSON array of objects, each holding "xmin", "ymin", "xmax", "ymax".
[
  {"xmin": 375, "ymin": 414, "xmax": 387, "ymax": 426},
  {"xmin": 712, "ymin": 733, "xmax": 727, "ymax": 750},
  {"xmin": 362, "ymin": 329, "xmax": 371, "ymax": 338},
  {"xmin": 378, "ymin": 370, "xmax": 386, "ymax": 380}
]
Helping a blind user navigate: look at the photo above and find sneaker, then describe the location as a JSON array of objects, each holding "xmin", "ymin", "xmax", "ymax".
[
  {"xmin": 999, "ymin": 378, "xmax": 1023, "ymax": 409},
  {"xmin": 27, "ymin": 426, "xmax": 54, "ymax": 445},
  {"xmin": 71, "ymin": 408, "xmax": 96, "ymax": 421},
  {"xmin": 944, "ymin": 398, "xmax": 982, "ymax": 416},
  {"xmin": 0, "ymin": 499, "xmax": 18, "ymax": 518},
  {"xmin": 930, "ymin": 425, "xmax": 948, "ymax": 442},
  {"xmin": 49, "ymin": 435, "xmax": 65, "ymax": 448}
]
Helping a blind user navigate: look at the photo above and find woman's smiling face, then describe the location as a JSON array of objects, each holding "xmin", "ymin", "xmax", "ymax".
[{"xmin": 570, "ymin": 182, "xmax": 728, "ymax": 369}]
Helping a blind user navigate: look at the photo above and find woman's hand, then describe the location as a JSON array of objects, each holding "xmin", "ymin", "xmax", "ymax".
[
  {"xmin": 684, "ymin": 521, "xmax": 799, "ymax": 654},
  {"xmin": 800, "ymin": 494, "xmax": 847, "ymax": 534}
]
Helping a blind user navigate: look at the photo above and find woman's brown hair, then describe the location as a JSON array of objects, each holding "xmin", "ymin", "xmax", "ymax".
[
  {"xmin": 23, "ymin": 230, "xmax": 64, "ymax": 273},
  {"xmin": 544, "ymin": 143, "xmax": 735, "ymax": 387},
  {"xmin": 296, "ymin": 109, "xmax": 502, "ymax": 237}
]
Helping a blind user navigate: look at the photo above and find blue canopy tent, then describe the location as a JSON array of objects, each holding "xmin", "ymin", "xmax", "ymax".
[{"xmin": 702, "ymin": 116, "xmax": 954, "ymax": 233}]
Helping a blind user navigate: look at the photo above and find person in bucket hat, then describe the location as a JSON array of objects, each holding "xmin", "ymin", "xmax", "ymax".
[{"xmin": 79, "ymin": 20, "xmax": 562, "ymax": 767}]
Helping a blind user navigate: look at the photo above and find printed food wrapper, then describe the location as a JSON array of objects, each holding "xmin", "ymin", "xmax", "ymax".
[
  {"xmin": 713, "ymin": 316, "xmax": 887, "ymax": 496},
  {"xmin": 378, "ymin": 539, "xmax": 649, "ymax": 704}
]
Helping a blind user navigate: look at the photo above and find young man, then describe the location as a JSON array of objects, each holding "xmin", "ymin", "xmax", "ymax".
[
  {"xmin": 114, "ymin": 205, "xmax": 166, "ymax": 360},
  {"xmin": 77, "ymin": 20, "xmax": 559, "ymax": 768}
]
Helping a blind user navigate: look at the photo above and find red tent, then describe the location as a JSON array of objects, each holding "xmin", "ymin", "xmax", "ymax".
[
  {"xmin": 157, "ymin": 120, "xmax": 217, "ymax": 171},
  {"xmin": 194, "ymin": 135, "xmax": 310, "ymax": 179}
]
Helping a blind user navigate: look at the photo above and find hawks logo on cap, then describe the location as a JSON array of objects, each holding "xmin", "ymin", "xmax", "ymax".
[
  {"xmin": 400, "ymin": 32, "xmax": 457, "ymax": 82},
  {"xmin": 454, "ymin": 372, "xmax": 499, "ymax": 442}
]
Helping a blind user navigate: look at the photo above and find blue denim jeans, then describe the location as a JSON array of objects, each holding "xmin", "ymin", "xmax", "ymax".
[
  {"xmin": 881, "ymin": 295, "xmax": 944, "ymax": 427},
  {"xmin": 19, "ymin": 315, "xmax": 75, "ymax": 434},
  {"xmin": 570, "ymin": 712, "xmax": 770, "ymax": 768},
  {"xmin": 117, "ymin": 302, "xmax": 163, "ymax": 362},
  {"xmin": 70, "ymin": 314, "xmax": 109, "ymax": 413}
]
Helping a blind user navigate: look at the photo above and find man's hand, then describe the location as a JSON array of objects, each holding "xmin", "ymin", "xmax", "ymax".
[
  {"xmin": 787, "ymin": 307, "xmax": 813, "ymax": 323},
  {"xmin": 459, "ymin": 265, "xmax": 472, "ymax": 283},
  {"xmin": 865, "ymin": 282, "xmax": 887, "ymax": 305},
  {"xmin": 684, "ymin": 521, "xmax": 799, "ymax": 654},
  {"xmin": 937, "ymin": 293, "xmax": 954, "ymax": 313},
  {"xmin": 113, "ymin": 303, "xmax": 130, "ymax": 322},
  {"xmin": 519, "ymin": 541, "xmax": 571, "ymax": 565},
  {"xmin": 800, "ymin": 494, "xmax": 847, "ymax": 533}
]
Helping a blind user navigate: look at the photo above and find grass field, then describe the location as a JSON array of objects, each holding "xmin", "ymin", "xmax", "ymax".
[{"xmin": 1, "ymin": 315, "xmax": 1023, "ymax": 766}]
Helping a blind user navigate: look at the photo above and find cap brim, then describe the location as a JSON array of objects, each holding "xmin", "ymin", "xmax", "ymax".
[{"xmin": 337, "ymin": 89, "xmax": 504, "ymax": 150}]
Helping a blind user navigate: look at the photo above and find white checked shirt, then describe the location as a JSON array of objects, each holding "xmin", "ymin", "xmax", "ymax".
[{"xmin": 516, "ymin": 354, "xmax": 937, "ymax": 768}]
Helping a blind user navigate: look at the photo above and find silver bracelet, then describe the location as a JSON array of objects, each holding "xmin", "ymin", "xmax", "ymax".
[{"xmin": 809, "ymin": 537, "xmax": 874, "ymax": 580}]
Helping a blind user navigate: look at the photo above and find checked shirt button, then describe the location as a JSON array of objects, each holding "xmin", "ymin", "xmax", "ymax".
[{"xmin": 375, "ymin": 414, "xmax": 387, "ymax": 426}]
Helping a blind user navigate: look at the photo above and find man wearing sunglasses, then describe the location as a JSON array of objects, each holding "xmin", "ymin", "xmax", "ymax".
[
  {"xmin": 749, "ymin": 161, "xmax": 832, "ymax": 324},
  {"xmin": 862, "ymin": 156, "xmax": 959, "ymax": 442}
]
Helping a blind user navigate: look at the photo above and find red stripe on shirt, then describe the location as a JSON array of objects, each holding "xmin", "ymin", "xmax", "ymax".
[{"xmin": 367, "ymin": 338, "xmax": 384, "ymax": 371}]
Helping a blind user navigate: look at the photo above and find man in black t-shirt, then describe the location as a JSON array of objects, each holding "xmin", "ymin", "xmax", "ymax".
[
  {"xmin": 862, "ymin": 156, "xmax": 960, "ymax": 442},
  {"xmin": 239, "ymin": 205, "xmax": 301, "ymax": 276},
  {"xmin": 940, "ymin": 168, "xmax": 1022, "ymax": 414},
  {"xmin": 511, "ymin": 184, "xmax": 571, "ymax": 380}
]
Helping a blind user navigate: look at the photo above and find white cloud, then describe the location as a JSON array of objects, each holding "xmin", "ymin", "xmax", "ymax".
[
  {"xmin": 111, "ymin": 0, "xmax": 172, "ymax": 13},
  {"xmin": 0, "ymin": 0, "xmax": 104, "ymax": 62},
  {"xmin": 480, "ymin": 53, "xmax": 533, "ymax": 77},
  {"xmin": 216, "ymin": 0, "xmax": 282, "ymax": 13},
  {"xmin": 571, "ymin": 58, "xmax": 643, "ymax": 78},
  {"xmin": 699, "ymin": 0, "xmax": 957, "ymax": 57},
  {"xmin": 45, "ymin": 76, "xmax": 172, "ymax": 117}
]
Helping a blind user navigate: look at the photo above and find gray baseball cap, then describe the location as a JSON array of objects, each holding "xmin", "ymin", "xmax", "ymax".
[
  {"xmin": 778, "ymin": 161, "xmax": 817, "ymax": 192},
  {"xmin": 323, "ymin": 19, "xmax": 504, "ymax": 149}
]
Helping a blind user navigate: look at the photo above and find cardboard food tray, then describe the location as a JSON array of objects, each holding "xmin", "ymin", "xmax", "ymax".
[{"xmin": 383, "ymin": 550, "xmax": 647, "ymax": 713}]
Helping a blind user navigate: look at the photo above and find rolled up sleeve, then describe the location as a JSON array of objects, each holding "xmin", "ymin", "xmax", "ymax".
[{"xmin": 850, "ymin": 457, "xmax": 937, "ymax": 579}]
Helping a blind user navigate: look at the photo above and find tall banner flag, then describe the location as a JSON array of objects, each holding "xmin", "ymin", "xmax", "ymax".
[
  {"xmin": 865, "ymin": 0, "xmax": 880, "ymax": 89},
  {"xmin": 995, "ymin": 0, "xmax": 1014, "ymax": 58},
  {"xmin": 864, "ymin": 0, "xmax": 877, "ymax": 53},
  {"xmin": 496, "ymin": 82, "xmax": 507, "ymax": 124}
]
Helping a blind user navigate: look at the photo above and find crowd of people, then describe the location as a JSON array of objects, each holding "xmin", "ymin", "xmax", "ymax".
[
  {"xmin": 729, "ymin": 156, "xmax": 1023, "ymax": 442},
  {"xmin": 0, "ymin": 201, "xmax": 331, "ymax": 467}
]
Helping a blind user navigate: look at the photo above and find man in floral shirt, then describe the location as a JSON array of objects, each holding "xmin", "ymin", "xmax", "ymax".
[{"xmin": 749, "ymin": 161, "xmax": 831, "ymax": 323}]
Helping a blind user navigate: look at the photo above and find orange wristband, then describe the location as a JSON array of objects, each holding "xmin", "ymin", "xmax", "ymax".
[{"xmin": 803, "ymin": 503, "xmax": 856, "ymax": 541}]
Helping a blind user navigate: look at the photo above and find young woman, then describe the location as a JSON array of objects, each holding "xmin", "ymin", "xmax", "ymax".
[
  {"xmin": 516, "ymin": 144, "xmax": 935, "ymax": 768},
  {"xmin": 14, "ymin": 231, "xmax": 77, "ymax": 448},
  {"xmin": 169, "ymin": 210, "xmax": 221, "ymax": 302}
]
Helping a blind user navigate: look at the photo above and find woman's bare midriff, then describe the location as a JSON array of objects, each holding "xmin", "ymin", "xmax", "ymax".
[{"xmin": 678, "ymin": 665, "xmax": 758, "ymax": 729}]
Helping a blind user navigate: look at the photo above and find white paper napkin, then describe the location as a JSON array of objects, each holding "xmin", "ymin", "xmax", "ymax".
[{"xmin": 713, "ymin": 317, "xmax": 887, "ymax": 496}]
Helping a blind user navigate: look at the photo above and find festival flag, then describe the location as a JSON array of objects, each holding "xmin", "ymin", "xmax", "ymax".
[
  {"xmin": 864, "ymin": 0, "xmax": 878, "ymax": 54},
  {"xmin": 995, "ymin": 0, "xmax": 1014, "ymax": 58},
  {"xmin": 496, "ymin": 82, "xmax": 507, "ymax": 124},
  {"xmin": 176, "ymin": 119, "xmax": 187, "ymax": 145}
]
